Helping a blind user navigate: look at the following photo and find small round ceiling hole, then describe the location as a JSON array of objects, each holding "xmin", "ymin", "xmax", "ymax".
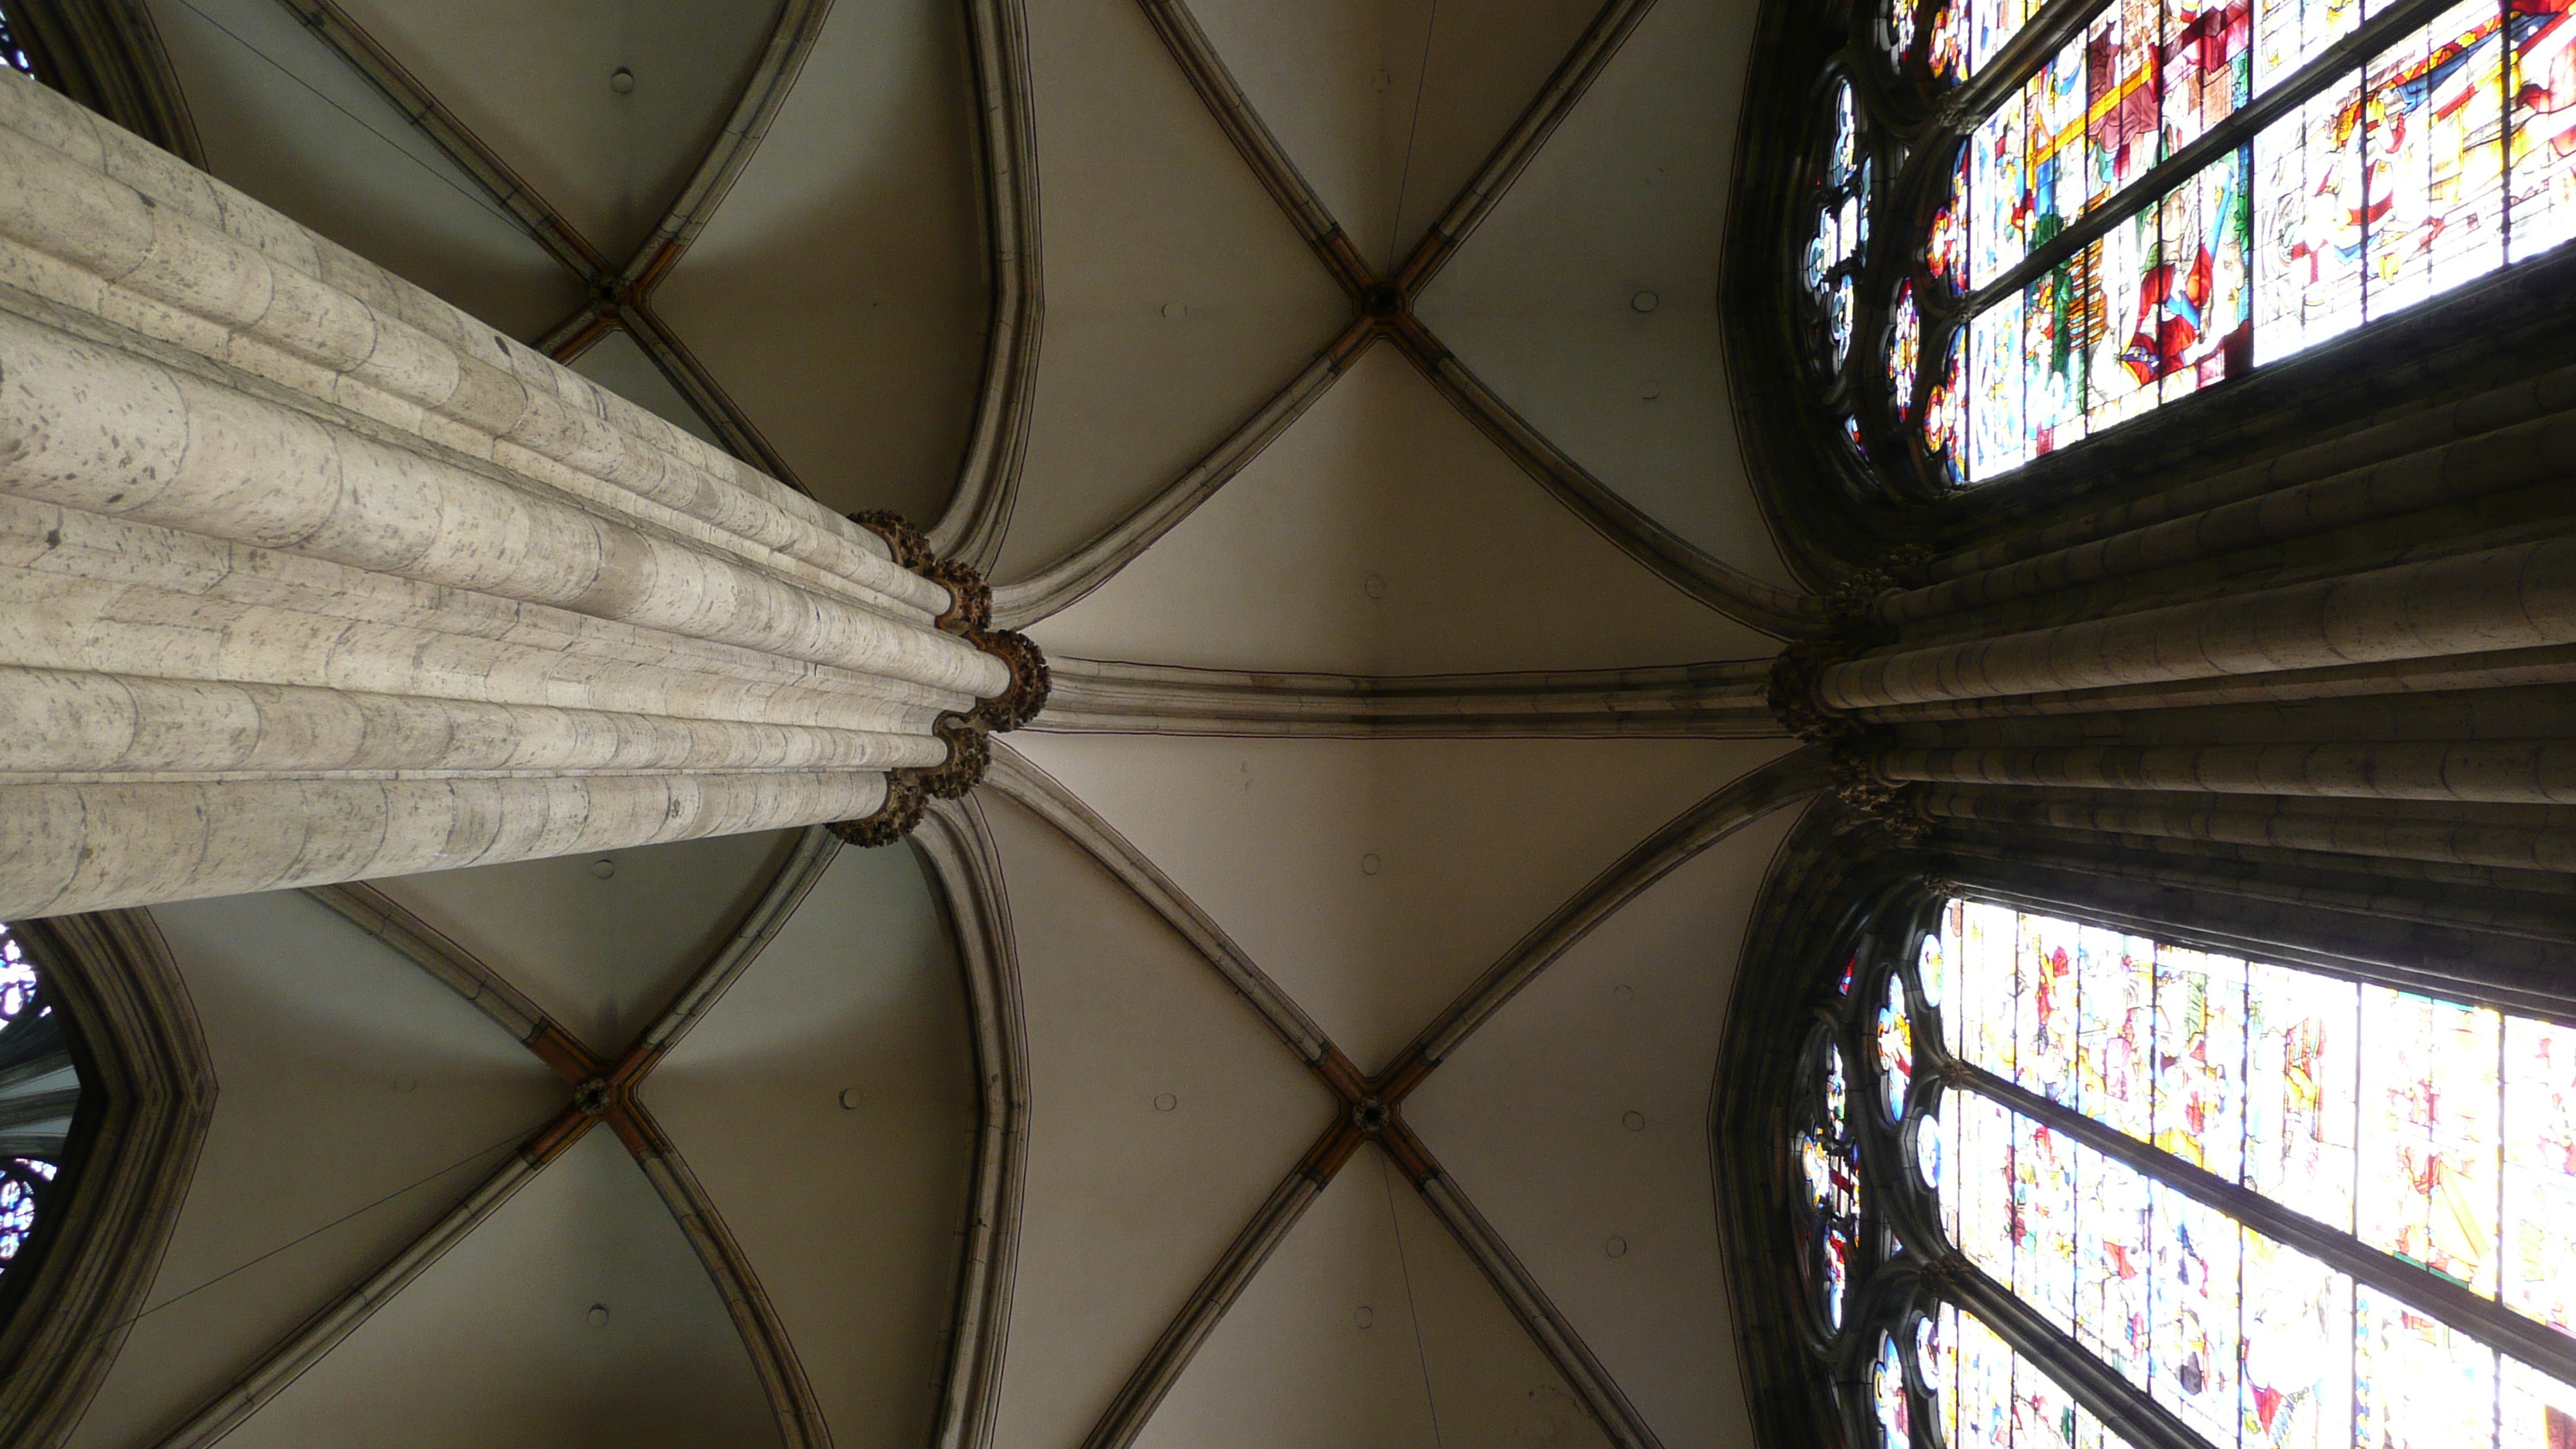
[
  {"xmin": 1360, "ymin": 853, "xmax": 1382, "ymax": 876},
  {"xmin": 608, "ymin": 67, "xmax": 635, "ymax": 94},
  {"xmin": 1363, "ymin": 573, "xmax": 1387, "ymax": 599},
  {"xmin": 1612, "ymin": 983, "xmax": 1636, "ymax": 1002},
  {"xmin": 392, "ymin": 1074, "xmax": 419, "ymax": 1094},
  {"xmin": 1153, "ymin": 1092, "xmax": 1179, "ymax": 1112},
  {"xmin": 591, "ymin": 858, "xmax": 616, "ymax": 879},
  {"xmin": 587, "ymin": 1303, "xmax": 612, "ymax": 1327},
  {"xmin": 1630, "ymin": 289, "xmax": 1660, "ymax": 313},
  {"xmin": 1355, "ymin": 1305, "xmax": 1375, "ymax": 1328},
  {"xmin": 1605, "ymin": 1235, "xmax": 1629, "ymax": 1259},
  {"xmin": 1162, "ymin": 301, "xmax": 1187, "ymax": 320},
  {"xmin": 1639, "ymin": 380, "xmax": 1661, "ymax": 400},
  {"xmin": 838, "ymin": 1088, "xmax": 862, "ymax": 1111},
  {"xmin": 1622, "ymin": 1110, "xmax": 1647, "ymax": 1132}
]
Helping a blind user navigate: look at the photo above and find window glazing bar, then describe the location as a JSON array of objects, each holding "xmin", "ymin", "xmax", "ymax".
[
  {"xmin": 1942, "ymin": 1264, "xmax": 2213, "ymax": 1449},
  {"xmin": 1951, "ymin": 0, "xmax": 2478, "ymax": 317},
  {"xmin": 1950, "ymin": 1059, "xmax": 2576, "ymax": 1386},
  {"xmin": 1929, "ymin": 0, "xmax": 2115, "ymax": 132}
]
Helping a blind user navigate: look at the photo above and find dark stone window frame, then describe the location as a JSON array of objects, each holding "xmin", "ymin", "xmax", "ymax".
[
  {"xmin": 1723, "ymin": 0, "xmax": 2576, "ymax": 586},
  {"xmin": 1719, "ymin": 804, "xmax": 2576, "ymax": 1449},
  {"xmin": 0, "ymin": 912, "xmax": 216, "ymax": 1447}
]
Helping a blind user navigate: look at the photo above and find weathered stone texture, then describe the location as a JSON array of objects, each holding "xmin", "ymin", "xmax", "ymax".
[{"xmin": 0, "ymin": 72, "xmax": 999, "ymax": 914}]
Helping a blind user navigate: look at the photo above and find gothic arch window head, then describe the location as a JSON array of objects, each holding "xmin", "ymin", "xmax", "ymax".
[
  {"xmin": 0, "ymin": 923, "xmax": 80, "ymax": 1283},
  {"xmin": 1780, "ymin": 0, "xmax": 2576, "ymax": 503},
  {"xmin": 1775, "ymin": 882, "xmax": 2576, "ymax": 1449}
]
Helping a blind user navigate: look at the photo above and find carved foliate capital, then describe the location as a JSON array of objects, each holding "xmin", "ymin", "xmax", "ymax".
[
  {"xmin": 1878, "ymin": 543, "xmax": 1934, "ymax": 589},
  {"xmin": 1828, "ymin": 746, "xmax": 1934, "ymax": 844},
  {"xmin": 929, "ymin": 559, "xmax": 992, "ymax": 632},
  {"xmin": 831, "ymin": 776, "xmax": 926, "ymax": 848},
  {"xmin": 1767, "ymin": 642, "xmax": 1860, "ymax": 743},
  {"xmin": 849, "ymin": 509, "xmax": 934, "ymax": 572},
  {"xmin": 971, "ymin": 629, "xmax": 1050, "ymax": 732},
  {"xmin": 830, "ymin": 512, "xmax": 1046, "ymax": 846}
]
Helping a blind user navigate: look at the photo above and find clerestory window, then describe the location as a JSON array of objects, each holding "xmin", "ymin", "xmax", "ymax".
[
  {"xmin": 0, "ymin": 922, "xmax": 79, "ymax": 1283},
  {"xmin": 1798, "ymin": 0, "xmax": 2576, "ymax": 489},
  {"xmin": 1797, "ymin": 892, "xmax": 2576, "ymax": 1449}
]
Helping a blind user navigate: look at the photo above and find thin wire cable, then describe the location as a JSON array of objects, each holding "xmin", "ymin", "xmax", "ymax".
[
  {"xmin": 0, "ymin": 1105, "xmax": 555, "ymax": 1396},
  {"xmin": 170, "ymin": 0, "xmax": 538, "ymax": 242},
  {"xmin": 1376, "ymin": 1146, "xmax": 1447, "ymax": 1449},
  {"xmin": 1387, "ymin": 0, "xmax": 1441, "ymax": 270}
]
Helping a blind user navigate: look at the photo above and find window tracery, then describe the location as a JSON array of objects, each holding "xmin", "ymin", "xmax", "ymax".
[
  {"xmin": 1793, "ymin": 889, "xmax": 2576, "ymax": 1449},
  {"xmin": 0, "ymin": 923, "xmax": 77, "ymax": 1273},
  {"xmin": 1800, "ymin": 0, "xmax": 2576, "ymax": 492}
]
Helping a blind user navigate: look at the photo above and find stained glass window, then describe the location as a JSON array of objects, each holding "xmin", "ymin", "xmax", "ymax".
[
  {"xmin": 1796, "ymin": 887, "xmax": 2576, "ymax": 1449},
  {"xmin": 1804, "ymin": 0, "xmax": 2576, "ymax": 490},
  {"xmin": 1799, "ymin": 1026, "xmax": 1867, "ymax": 1334},
  {"xmin": 0, "ymin": 8, "xmax": 29, "ymax": 80},
  {"xmin": 0, "ymin": 923, "xmax": 74, "ymax": 1278}
]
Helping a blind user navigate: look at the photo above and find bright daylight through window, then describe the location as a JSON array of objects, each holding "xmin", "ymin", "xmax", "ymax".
[
  {"xmin": 1797, "ymin": 0, "xmax": 2576, "ymax": 486},
  {"xmin": 1799, "ymin": 894, "xmax": 2576, "ymax": 1448}
]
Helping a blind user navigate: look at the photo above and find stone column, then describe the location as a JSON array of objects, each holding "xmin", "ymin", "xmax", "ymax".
[{"xmin": 0, "ymin": 73, "xmax": 1042, "ymax": 916}]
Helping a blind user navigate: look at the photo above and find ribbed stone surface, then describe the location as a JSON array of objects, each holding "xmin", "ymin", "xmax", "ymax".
[{"xmin": 0, "ymin": 71, "xmax": 999, "ymax": 914}]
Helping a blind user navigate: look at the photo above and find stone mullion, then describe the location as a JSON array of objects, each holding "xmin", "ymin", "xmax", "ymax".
[{"xmin": 1953, "ymin": 1061, "xmax": 2576, "ymax": 1390}]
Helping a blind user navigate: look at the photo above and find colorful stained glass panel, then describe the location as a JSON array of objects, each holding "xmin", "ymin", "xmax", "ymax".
[
  {"xmin": 2255, "ymin": 0, "xmax": 2362, "ymax": 92},
  {"xmin": 2152, "ymin": 942, "xmax": 2248, "ymax": 1180},
  {"xmin": 2508, "ymin": 0, "xmax": 2576, "ymax": 262},
  {"xmin": 2240, "ymin": 1230, "xmax": 2354, "ymax": 1449},
  {"xmin": 1956, "ymin": 1089, "xmax": 2016, "ymax": 1278},
  {"xmin": 2502, "ymin": 1015, "xmax": 2576, "ymax": 1338},
  {"xmin": 2076, "ymin": 924, "xmax": 2156, "ymax": 1142},
  {"xmin": 1968, "ymin": 289, "xmax": 2030, "ymax": 478},
  {"xmin": 1877, "ymin": 1331, "xmax": 1914, "ymax": 1447},
  {"xmin": 2358, "ymin": 985, "xmax": 2501, "ymax": 1291},
  {"xmin": 2017, "ymin": 910, "xmax": 2081, "ymax": 1104},
  {"xmin": 2252, "ymin": 76, "xmax": 2365, "ymax": 365},
  {"xmin": 2014, "ymin": 1114, "xmax": 2080, "ymax": 1332},
  {"xmin": 2500, "ymin": 1357, "xmax": 2576, "ymax": 1449},
  {"xmin": 2074, "ymin": 1139, "xmax": 2153, "ymax": 1386},
  {"xmin": 2355, "ymin": 1283, "xmax": 2499, "ymax": 1448},
  {"xmin": 2088, "ymin": 0, "xmax": 2165, "ymax": 210},
  {"xmin": 1971, "ymin": 97, "xmax": 2030, "ymax": 287},
  {"xmin": 2149, "ymin": 1180, "xmax": 2242, "ymax": 1441},
  {"xmin": 2245, "ymin": 961, "xmax": 2359, "ymax": 1231},
  {"xmin": 2169, "ymin": 0, "xmax": 2255, "ymax": 152},
  {"xmin": 2156, "ymin": 146, "xmax": 2254, "ymax": 402},
  {"xmin": 1882, "ymin": 971, "xmax": 1917, "ymax": 1118},
  {"xmin": 2364, "ymin": 0, "xmax": 2509, "ymax": 315}
]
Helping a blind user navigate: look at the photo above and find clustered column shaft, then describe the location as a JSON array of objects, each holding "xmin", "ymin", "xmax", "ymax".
[{"xmin": 0, "ymin": 73, "xmax": 1036, "ymax": 916}]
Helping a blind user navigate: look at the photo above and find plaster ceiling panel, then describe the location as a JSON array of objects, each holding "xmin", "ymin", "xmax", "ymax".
[
  {"xmin": 1131, "ymin": 1142, "xmax": 1615, "ymax": 1449},
  {"xmin": 219, "ymin": 1129, "xmax": 776, "ymax": 1449},
  {"xmin": 980, "ymin": 793, "xmax": 1338, "ymax": 1449},
  {"xmin": 998, "ymin": 0, "xmax": 1353, "ymax": 584},
  {"xmin": 1404, "ymin": 800, "xmax": 1813, "ymax": 1449},
  {"xmin": 327, "ymin": 0, "xmax": 784, "ymax": 266},
  {"xmin": 1008, "ymin": 733, "xmax": 1797, "ymax": 1074},
  {"xmin": 566, "ymin": 327, "xmax": 721, "ymax": 446},
  {"xmin": 371, "ymin": 829, "xmax": 800, "ymax": 1061},
  {"xmin": 1413, "ymin": 0, "xmax": 1797, "ymax": 591},
  {"xmin": 142, "ymin": 0, "xmax": 584, "ymax": 340},
  {"xmin": 652, "ymin": 0, "xmax": 986, "ymax": 522},
  {"xmin": 66, "ymin": 891, "xmax": 563, "ymax": 1449},
  {"xmin": 642, "ymin": 842, "xmax": 978, "ymax": 1449},
  {"xmin": 1188, "ymin": 0, "xmax": 1599, "ymax": 276},
  {"xmin": 1026, "ymin": 346, "xmax": 1772, "ymax": 673}
]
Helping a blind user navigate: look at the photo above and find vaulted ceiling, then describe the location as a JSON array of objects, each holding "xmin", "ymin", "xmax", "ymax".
[{"xmin": 80, "ymin": 0, "xmax": 1810, "ymax": 1444}]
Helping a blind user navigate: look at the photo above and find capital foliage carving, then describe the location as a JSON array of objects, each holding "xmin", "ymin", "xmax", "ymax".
[{"xmin": 832, "ymin": 512, "xmax": 1051, "ymax": 847}]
